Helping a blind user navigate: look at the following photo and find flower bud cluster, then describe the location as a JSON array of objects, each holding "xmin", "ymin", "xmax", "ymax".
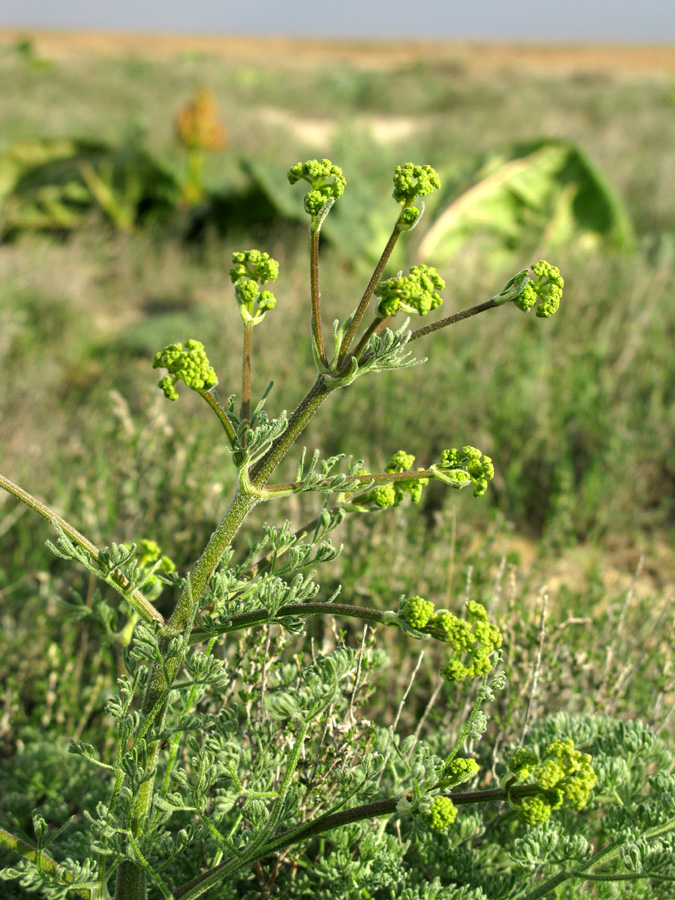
[
  {"xmin": 355, "ymin": 451, "xmax": 430, "ymax": 509},
  {"xmin": 229, "ymin": 249, "xmax": 279, "ymax": 324},
  {"xmin": 516, "ymin": 261, "xmax": 564, "ymax": 318},
  {"xmin": 423, "ymin": 795, "xmax": 458, "ymax": 830},
  {"xmin": 400, "ymin": 595, "xmax": 502, "ymax": 682},
  {"xmin": 153, "ymin": 339, "xmax": 217, "ymax": 400},
  {"xmin": 437, "ymin": 446, "xmax": 495, "ymax": 497},
  {"xmin": 392, "ymin": 163, "xmax": 441, "ymax": 204},
  {"xmin": 374, "ymin": 264, "xmax": 445, "ymax": 318},
  {"xmin": 287, "ymin": 158, "xmax": 346, "ymax": 217},
  {"xmin": 507, "ymin": 739, "xmax": 598, "ymax": 825}
]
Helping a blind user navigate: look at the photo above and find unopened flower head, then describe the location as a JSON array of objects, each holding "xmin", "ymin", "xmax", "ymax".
[
  {"xmin": 375, "ymin": 265, "xmax": 445, "ymax": 318},
  {"xmin": 423, "ymin": 795, "xmax": 458, "ymax": 830},
  {"xmin": 437, "ymin": 446, "xmax": 495, "ymax": 497},
  {"xmin": 230, "ymin": 250, "xmax": 280, "ymax": 323},
  {"xmin": 494, "ymin": 260, "xmax": 564, "ymax": 318},
  {"xmin": 287, "ymin": 158, "xmax": 346, "ymax": 217},
  {"xmin": 392, "ymin": 163, "xmax": 441, "ymax": 205},
  {"xmin": 431, "ymin": 600, "xmax": 502, "ymax": 682},
  {"xmin": 153, "ymin": 339, "xmax": 217, "ymax": 400},
  {"xmin": 402, "ymin": 595, "xmax": 435, "ymax": 629}
]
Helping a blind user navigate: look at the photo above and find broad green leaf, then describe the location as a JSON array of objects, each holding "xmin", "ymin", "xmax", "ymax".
[{"xmin": 418, "ymin": 139, "xmax": 635, "ymax": 270}]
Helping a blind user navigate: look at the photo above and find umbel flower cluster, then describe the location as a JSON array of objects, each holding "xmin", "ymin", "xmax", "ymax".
[
  {"xmin": 400, "ymin": 596, "xmax": 503, "ymax": 681},
  {"xmin": 0, "ymin": 157, "xmax": 602, "ymax": 900},
  {"xmin": 506, "ymin": 739, "xmax": 598, "ymax": 824}
]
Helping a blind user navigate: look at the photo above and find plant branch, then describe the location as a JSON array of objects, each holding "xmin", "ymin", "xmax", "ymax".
[
  {"xmin": 241, "ymin": 320, "xmax": 253, "ymax": 424},
  {"xmin": 0, "ymin": 827, "xmax": 91, "ymax": 899},
  {"xmin": 337, "ymin": 222, "xmax": 402, "ymax": 367},
  {"xmin": 263, "ymin": 467, "xmax": 435, "ymax": 497},
  {"xmin": 173, "ymin": 783, "xmax": 543, "ymax": 900},
  {"xmin": 250, "ymin": 377, "xmax": 332, "ymax": 487},
  {"xmin": 197, "ymin": 390, "xmax": 237, "ymax": 446},
  {"xmin": 408, "ymin": 299, "xmax": 499, "ymax": 343},
  {"xmin": 310, "ymin": 228, "xmax": 328, "ymax": 369},
  {"xmin": 0, "ymin": 474, "xmax": 163, "ymax": 626},
  {"xmin": 190, "ymin": 600, "xmax": 389, "ymax": 644}
]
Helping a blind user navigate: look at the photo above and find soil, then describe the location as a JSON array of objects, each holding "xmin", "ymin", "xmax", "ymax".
[{"xmin": 1, "ymin": 29, "xmax": 674, "ymax": 76}]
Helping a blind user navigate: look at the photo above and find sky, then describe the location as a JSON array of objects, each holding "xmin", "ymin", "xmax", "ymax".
[{"xmin": 2, "ymin": 0, "xmax": 674, "ymax": 43}]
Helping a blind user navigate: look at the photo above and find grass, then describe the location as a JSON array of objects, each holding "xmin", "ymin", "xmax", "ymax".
[{"xmin": 0, "ymin": 36, "xmax": 673, "ymax": 773}]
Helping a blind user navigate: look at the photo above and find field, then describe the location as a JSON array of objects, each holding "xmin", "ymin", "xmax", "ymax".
[{"xmin": 0, "ymin": 29, "xmax": 674, "ymax": 899}]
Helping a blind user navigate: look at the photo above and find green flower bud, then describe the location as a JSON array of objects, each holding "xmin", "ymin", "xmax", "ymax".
[
  {"xmin": 392, "ymin": 163, "xmax": 441, "ymax": 204},
  {"xmin": 229, "ymin": 250, "xmax": 280, "ymax": 323},
  {"xmin": 424, "ymin": 795, "xmax": 458, "ymax": 829},
  {"xmin": 508, "ymin": 748, "xmax": 540, "ymax": 781},
  {"xmin": 437, "ymin": 446, "xmax": 495, "ymax": 497},
  {"xmin": 402, "ymin": 595, "xmax": 435, "ymax": 629},
  {"xmin": 444, "ymin": 757, "xmax": 479, "ymax": 786},
  {"xmin": 153, "ymin": 340, "xmax": 217, "ymax": 399},
  {"xmin": 375, "ymin": 264, "xmax": 445, "ymax": 318},
  {"xmin": 520, "ymin": 795, "xmax": 552, "ymax": 826},
  {"xmin": 287, "ymin": 158, "xmax": 346, "ymax": 220}
]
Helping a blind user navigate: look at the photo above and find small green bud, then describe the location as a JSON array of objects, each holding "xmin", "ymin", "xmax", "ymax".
[
  {"xmin": 424, "ymin": 795, "xmax": 458, "ymax": 830},
  {"xmin": 392, "ymin": 163, "xmax": 441, "ymax": 204},
  {"xmin": 444, "ymin": 757, "xmax": 479, "ymax": 786},
  {"xmin": 230, "ymin": 249, "xmax": 280, "ymax": 323},
  {"xmin": 402, "ymin": 595, "xmax": 435, "ymax": 629},
  {"xmin": 520, "ymin": 795, "xmax": 552, "ymax": 825},
  {"xmin": 437, "ymin": 446, "xmax": 495, "ymax": 497},
  {"xmin": 508, "ymin": 748, "xmax": 540, "ymax": 781},
  {"xmin": 494, "ymin": 260, "xmax": 564, "ymax": 318}
]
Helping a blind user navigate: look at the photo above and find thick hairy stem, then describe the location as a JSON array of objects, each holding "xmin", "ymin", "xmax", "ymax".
[
  {"xmin": 0, "ymin": 474, "xmax": 162, "ymax": 626},
  {"xmin": 190, "ymin": 600, "xmax": 389, "ymax": 644},
  {"xmin": 0, "ymin": 827, "xmax": 92, "ymax": 899},
  {"xmin": 173, "ymin": 784, "xmax": 543, "ymax": 900},
  {"xmin": 250, "ymin": 377, "xmax": 332, "ymax": 487},
  {"xmin": 115, "ymin": 489, "xmax": 260, "ymax": 900},
  {"xmin": 337, "ymin": 223, "xmax": 401, "ymax": 366}
]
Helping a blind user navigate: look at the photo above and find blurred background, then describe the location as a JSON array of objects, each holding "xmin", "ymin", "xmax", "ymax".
[{"xmin": 0, "ymin": 0, "xmax": 674, "ymax": 782}]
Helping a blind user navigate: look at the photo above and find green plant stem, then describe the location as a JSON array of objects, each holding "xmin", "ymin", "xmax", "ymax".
[
  {"xmin": 241, "ymin": 320, "xmax": 253, "ymax": 423},
  {"xmin": 197, "ymin": 390, "xmax": 237, "ymax": 446},
  {"xmin": 190, "ymin": 600, "xmax": 389, "ymax": 644},
  {"xmin": 408, "ymin": 299, "xmax": 498, "ymax": 343},
  {"xmin": 310, "ymin": 228, "xmax": 328, "ymax": 369},
  {"xmin": 0, "ymin": 474, "xmax": 163, "ymax": 626},
  {"xmin": 337, "ymin": 222, "xmax": 402, "ymax": 367},
  {"xmin": 250, "ymin": 377, "xmax": 332, "ymax": 487},
  {"xmin": 160, "ymin": 636, "xmax": 217, "ymax": 796},
  {"xmin": 0, "ymin": 827, "xmax": 92, "ymax": 899},
  {"xmin": 116, "ymin": 490, "xmax": 260, "ymax": 900},
  {"xmin": 350, "ymin": 315, "xmax": 393, "ymax": 361},
  {"xmin": 173, "ymin": 784, "xmax": 543, "ymax": 900},
  {"xmin": 264, "ymin": 467, "xmax": 435, "ymax": 497}
]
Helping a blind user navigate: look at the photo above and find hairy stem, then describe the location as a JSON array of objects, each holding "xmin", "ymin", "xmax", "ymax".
[
  {"xmin": 0, "ymin": 474, "xmax": 162, "ymax": 626},
  {"xmin": 241, "ymin": 320, "xmax": 253, "ymax": 424},
  {"xmin": 0, "ymin": 827, "xmax": 92, "ymax": 899},
  {"xmin": 173, "ymin": 784, "xmax": 543, "ymax": 900},
  {"xmin": 337, "ymin": 222, "xmax": 402, "ymax": 366},
  {"xmin": 250, "ymin": 377, "xmax": 332, "ymax": 487},
  {"xmin": 264, "ymin": 467, "xmax": 435, "ymax": 497},
  {"xmin": 197, "ymin": 390, "xmax": 237, "ymax": 446},
  {"xmin": 310, "ymin": 228, "xmax": 328, "ymax": 369},
  {"xmin": 190, "ymin": 600, "xmax": 389, "ymax": 644},
  {"xmin": 408, "ymin": 299, "xmax": 498, "ymax": 343}
]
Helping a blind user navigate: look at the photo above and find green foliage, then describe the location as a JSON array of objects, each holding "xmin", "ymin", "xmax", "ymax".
[{"xmin": 418, "ymin": 139, "xmax": 635, "ymax": 272}]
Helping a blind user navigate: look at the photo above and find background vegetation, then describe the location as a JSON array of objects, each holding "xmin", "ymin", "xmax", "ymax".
[{"xmin": 0, "ymin": 33, "xmax": 674, "ymax": 897}]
